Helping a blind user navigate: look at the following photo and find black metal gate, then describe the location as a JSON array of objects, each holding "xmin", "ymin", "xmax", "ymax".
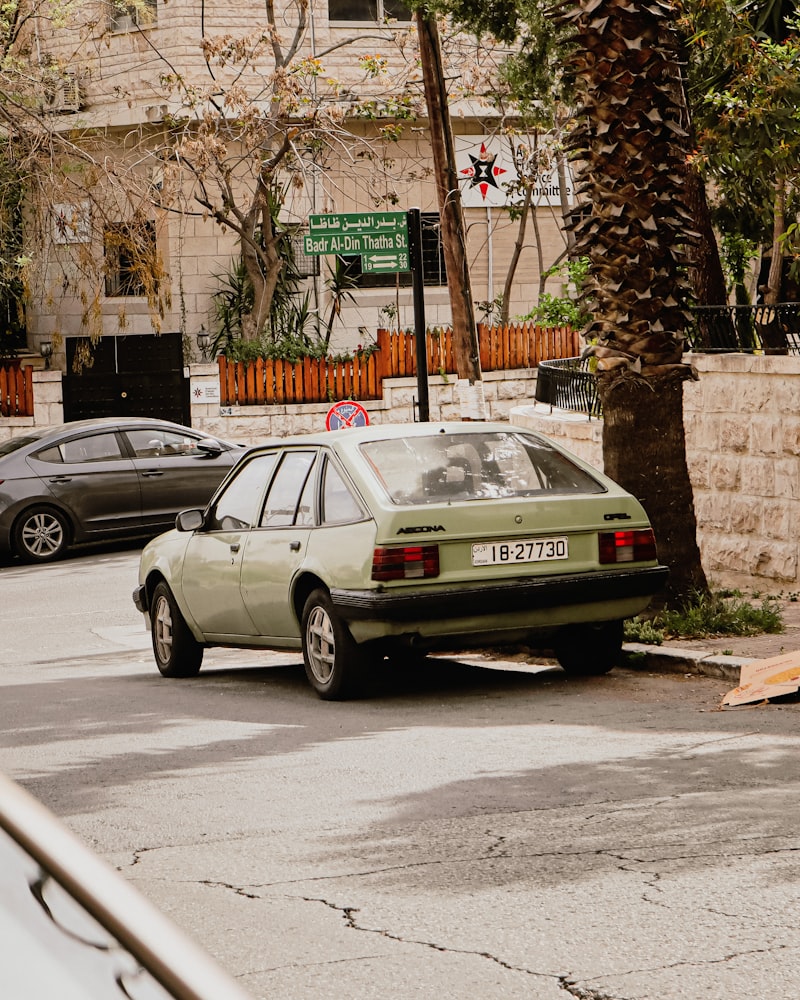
[{"xmin": 63, "ymin": 333, "xmax": 190, "ymax": 425}]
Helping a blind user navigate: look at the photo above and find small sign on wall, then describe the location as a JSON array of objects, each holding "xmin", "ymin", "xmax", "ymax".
[
  {"xmin": 191, "ymin": 380, "xmax": 220, "ymax": 404},
  {"xmin": 53, "ymin": 202, "xmax": 91, "ymax": 244}
]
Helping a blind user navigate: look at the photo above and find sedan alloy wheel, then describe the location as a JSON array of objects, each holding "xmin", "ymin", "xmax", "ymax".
[{"xmin": 14, "ymin": 507, "xmax": 69, "ymax": 563}]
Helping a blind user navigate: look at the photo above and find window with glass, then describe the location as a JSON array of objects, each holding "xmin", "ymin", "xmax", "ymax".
[
  {"xmin": 36, "ymin": 433, "xmax": 124, "ymax": 465},
  {"xmin": 360, "ymin": 431, "xmax": 607, "ymax": 505},
  {"xmin": 104, "ymin": 220, "xmax": 158, "ymax": 298},
  {"xmin": 125, "ymin": 428, "xmax": 203, "ymax": 459},
  {"xmin": 328, "ymin": 0, "xmax": 411, "ymax": 22},
  {"xmin": 207, "ymin": 453, "xmax": 277, "ymax": 531},
  {"xmin": 320, "ymin": 458, "xmax": 364, "ymax": 524},
  {"xmin": 260, "ymin": 452, "xmax": 317, "ymax": 527},
  {"xmin": 109, "ymin": 0, "xmax": 157, "ymax": 31}
]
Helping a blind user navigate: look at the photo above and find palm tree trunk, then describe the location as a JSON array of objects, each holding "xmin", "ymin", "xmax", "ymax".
[{"xmin": 599, "ymin": 370, "xmax": 707, "ymax": 607}]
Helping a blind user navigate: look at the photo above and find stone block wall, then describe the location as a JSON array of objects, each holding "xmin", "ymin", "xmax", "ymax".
[
  {"xmin": 512, "ymin": 354, "xmax": 800, "ymax": 594},
  {"xmin": 187, "ymin": 365, "xmax": 538, "ymax": 444}
]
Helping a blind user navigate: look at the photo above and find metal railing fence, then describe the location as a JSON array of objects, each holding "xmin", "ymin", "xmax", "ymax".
[{"xmin": 534, "ymin": 356, "xmax": 601, "ymax": 417}]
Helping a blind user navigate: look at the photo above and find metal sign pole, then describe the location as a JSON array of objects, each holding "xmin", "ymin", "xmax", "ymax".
[{"xmin": 407, "ymin": 207, "xmax": 430, "ymax": 422}]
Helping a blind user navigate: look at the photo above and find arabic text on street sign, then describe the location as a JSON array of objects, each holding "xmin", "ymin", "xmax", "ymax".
[
  {"xmin": 304, "ymin": 212, "xmax": 410, "ymax": 273},
  {"xmin": 308, "ymin": 212, "xmax": 406, "ymax": 236}
]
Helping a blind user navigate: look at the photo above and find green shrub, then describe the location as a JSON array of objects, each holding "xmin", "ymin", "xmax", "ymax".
[{"xmin": 624, "ymin": 590, "xmax": 784, "ymax": 646}]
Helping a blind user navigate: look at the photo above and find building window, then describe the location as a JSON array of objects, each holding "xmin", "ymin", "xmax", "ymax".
[
  {"xmin": 109, "ymin": 0, "xmax": 157, "ymax": 32},
  {"xmin": 328, "ymin": 0, "xmax": 411, "ymax": 22},
  {"xmin": 283, "ymin": 228, "xmax": 320, "ymax": 279},
  {"xmin": 338, "ymin": 212, "xmax": 445, "ymax": 289},
  {"xmin": 104, "ymin": 221, "xmax": 158, "ymax": 298}
]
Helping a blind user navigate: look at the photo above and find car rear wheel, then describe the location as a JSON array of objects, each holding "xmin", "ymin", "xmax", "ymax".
[
  {"xmin": 554, "ymin": 621, "xmax": 623, "ymax": 676},
  {"xmin": 301, "ymin": 588, "xmax": 365, "ymax": 700},
  {"xmin": 13, "ymin": 506, "xmax": 70, "ymax": 563},
  {"xmin": 150, "ymin": 581, "xmax": 203, "ymax": 678}
]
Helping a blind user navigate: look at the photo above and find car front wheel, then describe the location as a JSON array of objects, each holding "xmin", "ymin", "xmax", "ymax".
[
  {"xmin": 554, "ymin": 620, "xmax": 623, "ymax": 676},
  {"xmin": 150, "ymin": 581, "xmax": 203, "ymax": 678},
  {"xmin": 13, "ymin": 506, "xmax": 70, "ymax": 563},
  {"xmin": 301, "ymin": 588, "xmax": 365, "ymax": 700}
]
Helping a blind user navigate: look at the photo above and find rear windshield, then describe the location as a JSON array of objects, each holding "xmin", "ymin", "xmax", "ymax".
[
  {"xmin": 0, "ymin": 433, "xmax": 48, "ymax": 457},
  {"xmin": 359, "ymin": 431, "xmax": 606, "ymax": 505}
]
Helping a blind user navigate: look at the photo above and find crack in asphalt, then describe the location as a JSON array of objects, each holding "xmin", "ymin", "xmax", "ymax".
[
  {"xmin": 121, "ymin": 869, "xmax": 796, "ymax": 997},
  {"xmin": 297, "ymin": 893, "xmax": 569, "ymax": 988}
]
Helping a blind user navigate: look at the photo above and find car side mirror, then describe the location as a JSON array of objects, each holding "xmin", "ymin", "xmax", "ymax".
[
  {"xmin": 175, "ymin": 508, "xmax": 204, "ymax": 532},
  {"xmin": 196, "ymin": 441, "xmax": 222, "ymax": 458}
]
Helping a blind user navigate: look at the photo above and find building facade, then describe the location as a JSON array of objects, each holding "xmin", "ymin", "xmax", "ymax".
[{"xmin": 30, "ymin": 0, "xmax": 571, "ymax": 387}]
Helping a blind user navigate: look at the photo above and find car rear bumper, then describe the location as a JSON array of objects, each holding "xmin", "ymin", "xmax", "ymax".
[{"xmin": 330, "ymin": 565, "xmax": 668, "ymax": 623}]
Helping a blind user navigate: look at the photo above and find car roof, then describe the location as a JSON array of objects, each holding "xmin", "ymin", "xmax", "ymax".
[
  {"xmin": 43, "ymin": 417, "xmax": 205, "ymax": 435},
  {"xmin": 251, "ymin": 421, "xmax": 535, "ymax": 450}
]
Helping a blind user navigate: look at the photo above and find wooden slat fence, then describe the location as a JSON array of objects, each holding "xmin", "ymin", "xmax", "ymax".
[
  {"xmin": 218, "ymin": 322, "xmax": 580, "ymax": 406},
  {"xmin": 219, "ymin": 352, "xmax": 381, "ymax": 406},
  {"xmin": 0, "ymin": 363, "xmax": 34, "ymax": 417}
]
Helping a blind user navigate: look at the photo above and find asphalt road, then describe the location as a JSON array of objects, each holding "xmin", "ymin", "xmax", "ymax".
[{"xmin": 1, "ymin": 545, "xmax": 799, "ymax": 1000}]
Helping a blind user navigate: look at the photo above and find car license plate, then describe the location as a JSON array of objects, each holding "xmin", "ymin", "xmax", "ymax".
[{"xmin": 471, "ymin": 537, "xmax": 569, "ymax": 566}]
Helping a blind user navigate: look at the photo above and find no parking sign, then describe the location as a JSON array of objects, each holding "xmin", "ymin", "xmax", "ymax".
[{"xmin": 325, "ymin": 400, "xmax": 370, "ymax": 431}]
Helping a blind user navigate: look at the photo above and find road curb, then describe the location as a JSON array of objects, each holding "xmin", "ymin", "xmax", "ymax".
[{"xmin": 621, "ymin": 642, "xmax": 747, "ymax": 684}]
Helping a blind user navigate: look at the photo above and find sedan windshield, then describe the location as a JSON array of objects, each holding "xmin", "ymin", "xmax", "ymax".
[{"xmin": 359, "ymin": 431, "xmax": 606, "ymax": 505}]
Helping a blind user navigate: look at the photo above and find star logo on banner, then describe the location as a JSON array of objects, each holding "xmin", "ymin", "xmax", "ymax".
[{"xmin": 460, "ymin": 143, "xmax": 507, "ymax": 200}]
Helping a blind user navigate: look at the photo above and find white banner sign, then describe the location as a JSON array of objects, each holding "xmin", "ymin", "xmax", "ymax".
[{"xmin": 455, "ymin": 136, "xmax": 573, "ymax": 209}]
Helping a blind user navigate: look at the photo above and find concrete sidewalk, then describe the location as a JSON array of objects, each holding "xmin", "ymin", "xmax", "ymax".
[{"xmin": 622, "ymin": 595, "xmax": 800, "ymax": 683}]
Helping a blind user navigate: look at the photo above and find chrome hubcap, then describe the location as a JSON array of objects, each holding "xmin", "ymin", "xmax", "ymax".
[{"xmin": 306, "ymin": 605, "xmax": 335, "ymax": 684}]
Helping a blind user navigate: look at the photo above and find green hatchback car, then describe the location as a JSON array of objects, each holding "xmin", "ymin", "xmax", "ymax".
[{"xmin": 133, "ymin": 422, "xmax": 667, "ymax": 699}]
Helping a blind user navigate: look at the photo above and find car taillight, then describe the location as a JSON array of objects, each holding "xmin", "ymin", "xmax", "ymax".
[
  {"xmin": 372, "ymin": 544, "xmax": 440, "ymax": 581},
  {"xmin": 599, "ymin": 528, "xmax": 657, "ymax": 564}
]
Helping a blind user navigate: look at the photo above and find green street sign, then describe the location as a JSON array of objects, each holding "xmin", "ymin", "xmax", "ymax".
[
  {"xmin": 361, "ymin": 250, "xmax": 410, "ymax": 273},
  {"xmin": 308, "ymin": 212, "xmax": 406, "ymax": 237},
  {"xmin": 303, "ymin": 231, "xmax": 408, "ymax": 256},
  {"xmin": 304, "ymin": 211, "xmax": 410, "ymax": 272}
]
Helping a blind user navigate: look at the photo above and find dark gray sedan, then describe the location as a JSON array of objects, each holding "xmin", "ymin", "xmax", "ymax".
[{"xmin": 0, "ymin": 418, "xmax": 244, "ymax": 562}]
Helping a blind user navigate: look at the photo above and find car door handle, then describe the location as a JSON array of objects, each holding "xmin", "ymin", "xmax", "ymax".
[
  {"xmin": 289, "ymin": 541, "xmax": 301, "ymax": 551},
  {"xmin": 230, "ymin": 543, "xmax": 241, "ymax": 553},
  {"xmin": 141, "ymin": 470, "xmax": 164, "ymax": 477},
  {"xmin": 48, "ymin": 476, "xmax": 72, "ymax": 483}
]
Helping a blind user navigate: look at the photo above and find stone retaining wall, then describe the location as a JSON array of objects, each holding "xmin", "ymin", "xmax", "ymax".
[
  {"xmin": 512, "ymin": 354, "xmax": 800, "ymax": 594},
  {"xmin": 187, "ymin": 364, "xmax": 537, "ymax": 442}
]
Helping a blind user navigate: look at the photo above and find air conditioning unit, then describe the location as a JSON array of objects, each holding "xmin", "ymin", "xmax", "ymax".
[{"xmin": 42, "ymin": 71, "xmax": 81, "ymax": 114}]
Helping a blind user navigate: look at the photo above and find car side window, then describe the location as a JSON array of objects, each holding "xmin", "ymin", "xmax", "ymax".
[
  {"xmin": 36, "ymin": 433, "xmax": 125, "ymax": 464},
  {"xmin": 207, "ymin": 453, "xmax": 277, "ymax": 531},
  {"xmin": 125, "ymin": 428, "xmax": 203, "ymax": 458},
  {"xmin": 321, "ymin": 458, "xmax": 363, "ymax": 524},
  {"xmin": 295, "ymin": 467, "xmax": 316, "ymax": 527},
  {"xmin": 260, "ymin": 451, "xmax": 316, "ymax": 527}
]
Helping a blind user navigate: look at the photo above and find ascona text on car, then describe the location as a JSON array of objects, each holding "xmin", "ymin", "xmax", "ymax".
[{"xmin": 133, "ymin": 422, "xmax": 668, "ymax": 699}]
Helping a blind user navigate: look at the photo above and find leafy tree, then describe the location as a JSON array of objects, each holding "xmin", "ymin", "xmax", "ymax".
[{"xmin": 682, "ymin": 0, "xmax": 800, "ymax": 302}]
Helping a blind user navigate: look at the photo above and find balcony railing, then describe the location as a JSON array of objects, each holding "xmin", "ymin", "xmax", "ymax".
[{"xmin": 688, "ymin": 304, "xmax": 800, "ymax": 354}]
